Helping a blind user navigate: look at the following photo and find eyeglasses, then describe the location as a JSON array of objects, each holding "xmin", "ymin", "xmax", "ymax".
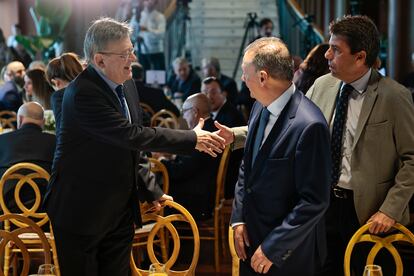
[{"xmin": 98, "ymin": 48, "xmax": 135, "ymax": 60}]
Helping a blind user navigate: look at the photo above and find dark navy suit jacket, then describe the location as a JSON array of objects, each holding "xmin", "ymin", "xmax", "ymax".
[{"xmin": 231, "ymin": 90, "xmax": 331, "ymax": 275}]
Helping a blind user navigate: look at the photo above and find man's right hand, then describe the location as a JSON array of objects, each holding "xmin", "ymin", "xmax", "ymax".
[
  {"xmin": 194, "ymin": 118, "xmax": 225, "ymax": 157},
  {"xmin": 214, "ymin": 121, "xmax": 234, "ymax": 145},
  {"xmin": 234, "ymin": 224, "xmax": 250, "ymax": 261}
]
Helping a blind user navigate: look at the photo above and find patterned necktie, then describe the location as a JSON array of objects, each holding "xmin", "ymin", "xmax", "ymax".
[
  {"xmin": 331, "ymin": 84, "xmax": 354, "ymax": 186},
  {"xmin": 252, "ymin": 107, "xmax": 271, "ymax": 165},
  {"xmin": 115, "ymin": 85, "xmax": 128, "ymax": 118}
]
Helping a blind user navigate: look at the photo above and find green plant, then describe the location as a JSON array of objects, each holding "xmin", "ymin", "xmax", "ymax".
[{"xmin": 15, "ymin": 0, "xmax": 72, "ymax": 61}]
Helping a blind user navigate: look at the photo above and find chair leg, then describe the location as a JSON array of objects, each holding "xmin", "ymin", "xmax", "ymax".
[
  {"xmin": 159, "ymin": 228, "xmax": 168, "ymax": 263},
  {"xmin": 4, "ymin": 243, "xmax": 11, "ymax": 276},
  {"xmin": 214, "ymin": 214, "xmax": 220, "ymax": 272},
  {"xmin": 12, "ymin": 254, "xmax": 17, "ymax": 276}
]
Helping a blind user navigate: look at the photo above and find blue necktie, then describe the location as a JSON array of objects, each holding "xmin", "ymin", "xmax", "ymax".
[
  {"xmin": 331, "ymin": 84, "xmax": 354, "ymax": 186},
  {"xmin": 252, "ymin": 107, "xmax": 270, "ymax": 165},
  {"xmin": 115, "ymin": 85, "xmax": 128, "ymax": 118}
]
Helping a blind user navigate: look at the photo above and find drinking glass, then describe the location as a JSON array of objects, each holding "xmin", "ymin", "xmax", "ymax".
[
  {"xmin": 37, "ymin": 264, "xmax": 56, "ymax": 276},
  {"xmin": 363, "ymin": 264, "xmax": 383, "ymax": 276},
  {"xmin": 149, "ymin": 263, "xmax": 167, "ymax": 275}
]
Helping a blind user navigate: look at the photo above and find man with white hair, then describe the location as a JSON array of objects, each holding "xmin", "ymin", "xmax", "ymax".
[
  {"xmin": 44, "ymin": 17, "xmax": 224, "ymax": 275},
  {"xmin": 0, "ymin": 102, "xmax": 55, "ymax": 211},
  {"xmin": 166, "ymin": 57, "xmax": 201, "ymax": 101},
  {"xmin": 0, "ymin": 61, "xmax": 25, "ymax": 111}
]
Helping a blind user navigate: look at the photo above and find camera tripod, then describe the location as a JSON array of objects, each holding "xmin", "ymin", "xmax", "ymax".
[{"xmin": 232, "ymin": 12, "xmax": 260, "ymax": 79}]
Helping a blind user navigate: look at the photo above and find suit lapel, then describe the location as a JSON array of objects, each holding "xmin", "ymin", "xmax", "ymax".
[
  {"xmin": 352, "ymin": 70, "xmax": 380, "ymax": 150},
  {"xmin": 86, "ymin": 66, "xmax": 125, "ymax": 117},
  {"xmin": 124, "ymin": 80, "xmax": 142, "ymax": 124},
  {"xmin": 247, "ymin": 91, "xmax": 301, "ymax": 186},
  {"xmin": 322, "ymin": 80, "xmax": 341, "ymax": 124}
]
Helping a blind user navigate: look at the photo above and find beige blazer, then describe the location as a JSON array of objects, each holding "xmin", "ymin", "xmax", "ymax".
[{"xmin": 307, "ymin": 70, "xmax": 414, "ymax": 225}]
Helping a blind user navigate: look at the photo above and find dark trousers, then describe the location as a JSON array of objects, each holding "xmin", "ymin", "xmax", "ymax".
[
  {"xmin": 316, "ymin": 193, "xmax": 395, "ymax": 276},
  {"xmin": 53, "ymin": 209, "xmax": 134, "ymax": 276}
]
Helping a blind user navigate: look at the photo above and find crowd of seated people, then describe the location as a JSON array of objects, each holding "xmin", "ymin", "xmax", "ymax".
[{"xmin": 1, "ymin": 13, "xmax": 414, "ymax": 275}]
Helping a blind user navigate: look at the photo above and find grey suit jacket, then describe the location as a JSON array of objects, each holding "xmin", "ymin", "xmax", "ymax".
[{"xmin": 307, "ymin": 70, "xmax": 414, "ymax": 225}]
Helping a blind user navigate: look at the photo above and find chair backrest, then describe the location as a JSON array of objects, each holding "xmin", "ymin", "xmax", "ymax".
[
  {"xmin": 228, "ymin": 226, "xmax": 239, "ymax": 276},
  {"xmin": 148, "ymin": 157, "xmax": 169, "ymax": 195},
  {"xmin": 151, "ymin": 109, "xmax": 179, "ymax": 129},
  {"xmin": 130, "ymin": 200, "xmax": 200, "ymax": 276},
  {"xmin": 0, "ymin": 162, "xmax": 50, "ymax": 229},
  {"xmin": 214, "ymin": 146, "xmax": 231, "ymax": 210},
  {"xmin": 140, "ymin": 102, "xmax": 155, "ymax": 118},
  {"xmin": 344, "ymin": 222, "xmax": 414, "ymax": 276},
  {"xmin": 0, "ymin": 111, "xmax": 17, "ymax": 130},
  {"xmin": 0, "ymin": 214, "xmax": 52, "ymax": 276}
]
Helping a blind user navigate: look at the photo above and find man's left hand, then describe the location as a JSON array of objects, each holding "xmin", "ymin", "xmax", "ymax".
[
  {"xmin": 152, "ymin": 194, "xmax": 173, "ymax": 211},
  {"xmin": 251, "ymin": 246, "xmax": 273, "ymax": 274},
  {"xmin": 367, "ymin": 211, "xmax": 396, "ymax": 234}
]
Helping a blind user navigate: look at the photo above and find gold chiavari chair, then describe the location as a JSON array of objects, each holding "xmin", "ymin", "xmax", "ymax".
[
  {"xmin": 0, "ymin": 111, "xmax": 17, "ymax": 130},
  {"xmin": 132, "ymin": 158, "xmax": 170, "ymax": 264},
  {"xmin": 151, "ymin": 109, "xmax": 179, "ymax": 129},
  {"xmin": 228, "ymin": 226, "xmax": 239, "ymax": 276},
  {"xmin": 344, "ymin": 222, "xmax": 414, "ymax": 276},
  {"xmin": 130, "ymin": 200, "xmax": 200, "ymax": 276},
  {"xmin": 180, "ymin": 145, "xmax": 231, "ymax": 272},
  {"xmin": 0, "ymin": 162, "xmax": 60, "ymax": 276},
  {"xmin": 0, "ymin": 214, "xmax": 52, "ymax": 276}
]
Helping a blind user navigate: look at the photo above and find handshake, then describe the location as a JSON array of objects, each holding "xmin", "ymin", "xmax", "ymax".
[{"xmin": 193, "ymin": 118, "xmax": 237, "ymax": 157}]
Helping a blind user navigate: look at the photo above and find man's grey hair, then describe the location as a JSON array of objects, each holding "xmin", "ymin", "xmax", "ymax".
[
  {"xmin": 201, "ymin": 57, "xmax": 221, "ymax": 73},
  {"xmin": 83, "ymin": 17, "xmax": 132, "ymax": 63},
  {"xmin": 172, "ymin": 57, "xmax": 188, "ymax": 68},
  {"xmin": 244, "ymin": 37, "xmax": 294, "ymax": 81}
]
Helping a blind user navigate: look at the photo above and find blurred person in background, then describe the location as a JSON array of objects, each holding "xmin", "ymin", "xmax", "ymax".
[
  {"xmin": 0, "ymin": 61, "xmax": 25, "ymax": 112},
  {"xmin": 0, "ymin": 102, "xmax": 55, "ymax": 212},
  {"xmin": 166, "ymin": 57, "xmax": 201, "ymax": 102},
  {"xmin": 28, "ymin": 60, "xmax": 47, "ymax": 71},
  {"xmin": 138, "ymin": 0, "xmax": 166, "ymax": 70},
  {"xmin": 294, "ymin": 43, "xmax": 330, "ymax": 94},
  {"xmin": 201, "ymin": 57, "xmax": 239, "ymax": 106},
  {"xmin": 46, "ymin": 52, "xmax": 83, "ymax": 132},
  {"xmin": 24, "ymin": 69, "xmax": 54, "ymax": 110}
]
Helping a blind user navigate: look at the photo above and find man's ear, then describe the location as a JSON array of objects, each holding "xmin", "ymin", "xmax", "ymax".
[
  {"xmin": 17, "ymin": 115, "xmax": 24, "ymax": 128},
  {"xmin": 259, "ymin": 70, "xmax": 268, "ymax": 85},
  {"xmin": 93, "ymin": 53, "xmax": 105, "ymax": 68},
  {"xmin": 356, "ymin": 50, "xmax": 367, "ymax": 64}
]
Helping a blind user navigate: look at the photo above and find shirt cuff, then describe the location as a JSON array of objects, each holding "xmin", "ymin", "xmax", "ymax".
[{"xmin": 231, "ymin": 222, "xmax": 245, "ymax": 229}]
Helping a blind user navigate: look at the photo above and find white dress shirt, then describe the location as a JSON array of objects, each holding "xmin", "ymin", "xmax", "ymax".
[
  {"xmin": 333, "ymin": 69, "xmax": 372, "ymax": 190},
  {"xmin": 139, "ymin": 9, "xmax": 166, "ymax": 54}
]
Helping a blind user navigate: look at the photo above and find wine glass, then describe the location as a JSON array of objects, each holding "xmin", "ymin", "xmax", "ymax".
[
  {"xmin": 149, "ymin": 263, "xmax": 167, "ymax": 275},
  {"xmin": 363, "ymin": 264, "xmax": 383, "ymax": 276},
  {"xmin": 37, "ymin": 264, "xmax": 56, "ymax": 276}
]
